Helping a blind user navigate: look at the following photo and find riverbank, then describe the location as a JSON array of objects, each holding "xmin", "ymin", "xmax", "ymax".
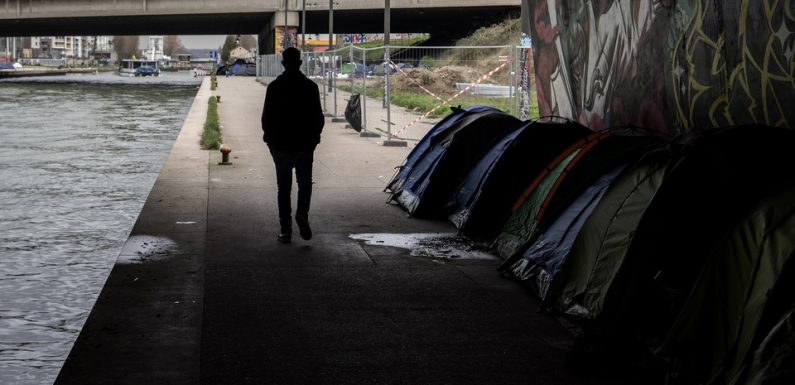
[{"xmin": 0, "ymin": 66, "xmax": 112, "ymax": 78}]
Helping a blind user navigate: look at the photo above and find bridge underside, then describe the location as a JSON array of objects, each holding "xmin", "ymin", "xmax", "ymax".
[{"xmin": 0, "ymin": 6, "xmax": 518, "ymax": 43}]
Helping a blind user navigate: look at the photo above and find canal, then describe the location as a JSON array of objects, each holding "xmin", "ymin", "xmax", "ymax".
[{"xmin": 0, "ymin": 72, "xmax": 201, "ymax": 384}]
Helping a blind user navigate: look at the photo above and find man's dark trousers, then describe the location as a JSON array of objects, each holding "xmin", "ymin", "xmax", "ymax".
[{"xmin": 269, "ymin": 149, "xmax": 313, "ymax": 231}]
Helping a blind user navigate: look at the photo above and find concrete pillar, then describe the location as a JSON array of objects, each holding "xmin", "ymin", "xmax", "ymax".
[{"xmin": 259, "ymin": 11, "xmax": 299, "ymax": 55}]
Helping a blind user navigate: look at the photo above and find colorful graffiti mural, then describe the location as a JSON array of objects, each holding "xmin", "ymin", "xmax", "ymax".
[
  {"xmin": 526, "ymin": 0, "xmax": 795, "ymax": 133},
  {"xmin": 275, "ymin": 26, "xmax": 298, "ymax": 53}
]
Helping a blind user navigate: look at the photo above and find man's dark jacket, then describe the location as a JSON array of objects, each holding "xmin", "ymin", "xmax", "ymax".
[{"xmin": 261, "ymin": 69, "xmax": 325, "ymax": 151}]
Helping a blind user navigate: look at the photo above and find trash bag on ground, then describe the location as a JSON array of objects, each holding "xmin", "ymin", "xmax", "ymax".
[{"xmin": 345, "ymin": 93, "xmax": 363, "ymax": 132}]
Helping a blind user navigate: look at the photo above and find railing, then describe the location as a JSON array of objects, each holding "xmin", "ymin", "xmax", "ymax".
[{"xmin": 258, "ymin": 44, "xmax": 535, "ymax": 142}]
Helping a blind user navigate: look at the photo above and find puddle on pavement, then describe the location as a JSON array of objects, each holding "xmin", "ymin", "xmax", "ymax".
[
  {"xmin": 116, "ymin": 235, "xmax": 180, "ymax": 264},
  {"xmin": 349, "ymin": 233, "xmax": 498, "ymax": 261}
]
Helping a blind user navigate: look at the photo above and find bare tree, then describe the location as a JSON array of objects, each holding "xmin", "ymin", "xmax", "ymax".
[
  {"xmin": 113, "ymin": 36, "xmax": 139, "ymax": 59},
  {"xmin": 164, "ymin": 35, "xmax": 185, "ymax": 56},
  {"xmin": 239, "ymin": 35, "xmax": 257, "ymax": 50}
]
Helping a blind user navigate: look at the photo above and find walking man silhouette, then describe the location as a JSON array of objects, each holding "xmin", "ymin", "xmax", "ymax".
[{"xmin": 262, "ymin": 47, "xmax": 325, "ymax": 243}]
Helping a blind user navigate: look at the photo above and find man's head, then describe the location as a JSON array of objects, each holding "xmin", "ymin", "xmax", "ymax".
[{"xmin": 281, "ymin": 47, "xmax": 302, "ymax": 70}]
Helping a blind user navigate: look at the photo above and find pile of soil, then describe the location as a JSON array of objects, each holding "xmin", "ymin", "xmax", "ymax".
[{"xmin": 386, "ymin": 65, "xmax": 487, "ymax": 96}]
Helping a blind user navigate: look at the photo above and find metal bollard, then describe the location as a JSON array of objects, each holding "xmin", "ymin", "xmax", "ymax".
[{"xmin": 218, "ymin": 145, "xmax": 232, "ymax": 165}]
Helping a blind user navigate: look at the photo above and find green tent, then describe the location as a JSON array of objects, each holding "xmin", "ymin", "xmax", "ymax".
[
  {"xmin": 547, "ymin": 150, "xmax": 678, "ymax": 318},
  {"xmin": 658, "ymin": 186, "xmax": 795, "ymax": 384},
  {"xmin": 737, "ymin": 305, "xmax": 795, "ymax": 384},
  {"xmin": 494, "ymin": 150, "xmax": 580, "ymax": 259},
  {"xmin": 495, "ymin": 129, "xmax": 662, "ymax": 263},
  {"xmin": 340, "ymin": 62, "xmax": 356, "ymax": 75}
]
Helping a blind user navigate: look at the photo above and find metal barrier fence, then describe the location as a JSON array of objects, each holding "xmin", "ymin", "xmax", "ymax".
[{"xmin": 258, "ymin": 45, "xmax": 534, "ymax": 142}]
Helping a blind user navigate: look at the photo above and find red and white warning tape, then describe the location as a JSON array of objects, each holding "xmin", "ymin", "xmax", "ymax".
[{"xmin": 392, "ymin": 61, "xmax": 509, "ymax": 137}]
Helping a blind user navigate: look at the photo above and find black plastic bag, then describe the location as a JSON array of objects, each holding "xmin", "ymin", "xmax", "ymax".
[{"xmin": 344, "ymin": 94, "xmax": 363, "ymax": 132}]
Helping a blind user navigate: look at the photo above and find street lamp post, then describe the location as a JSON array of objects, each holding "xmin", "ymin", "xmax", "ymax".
[
  {"xmin": 380, "ymin": 0, "xmax": 405, "ymax": 146},
  {"xmin": 328, "ymin": 0, "xmax": 334, "ymax": 89},
  {"xmin": 283, "ymin": 0, "xmax": 289, "ymax": 50},
  {"xmin": 384, "ymin": 0, "xmax": 391, "ymax": 131},
  {"xmin": 302, "ymin": 0, "xmax": 306, "ymax": 51},
  {"xmin": 329, "ymin": 0, "xmax": 337, "ymax": 116}
]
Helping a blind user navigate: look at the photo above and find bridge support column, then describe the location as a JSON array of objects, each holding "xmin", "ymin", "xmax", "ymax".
[{"xmin": 259, "ymin": 11, "xmax": 299, "ymax": 55}]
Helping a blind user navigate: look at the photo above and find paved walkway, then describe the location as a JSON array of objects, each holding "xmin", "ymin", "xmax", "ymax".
[{"xmin": 56, "ymin": 77, "xmax": 605, "ymax": 385}]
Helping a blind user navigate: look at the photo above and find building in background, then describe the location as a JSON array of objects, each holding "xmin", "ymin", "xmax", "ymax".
[
  {"xmin": 229, "ymin": 45, "xmax": 255, "ymax": 62},
  {"xmin": 4, "ymin": 36, "xmax": 117, "ymax": 65},
  {"xmin": 144, "ymin": 36, "xmax": 164, "ymax": 61}
]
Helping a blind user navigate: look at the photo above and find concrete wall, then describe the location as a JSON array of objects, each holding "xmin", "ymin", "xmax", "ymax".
[{"xmin": 525, "ymin": 0, "xmax": 795, "ymax": 133}]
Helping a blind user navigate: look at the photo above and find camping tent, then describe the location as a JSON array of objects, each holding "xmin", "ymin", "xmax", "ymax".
[
  {"xmin": 545, "ymin": 147, "xmax": 680, "ymax": 318},
  {"xmin": 736, "ymin": 305, "xmax": 795, "ymax": 385},
  {"xmin": 656, "ymin": 186, "xmax": 795, "ymax": 384},
  {"xmin": 506, "ymin": 164, "xmax": 627, "ymax": 298},
  {"xmin": 494, "ymin": 128, "xmax": 662, "ymax": 261},
  {"xmin": 390, "ymin": 109, "xmax": 521, "ymax": 218},
  {"xmin": 599, "ymin": 125, "xmax": 795, "ymax": 354},
  {"xmin": 448, "ymin": 119, "xmax": 591, "ymax": 240},
  {"xmin": 385, "ymin": 105, "xmax": 500, "ymax": 196}
]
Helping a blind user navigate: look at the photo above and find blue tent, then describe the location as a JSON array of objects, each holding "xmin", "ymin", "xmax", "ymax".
[
  {"xmin": 448, "ymin": 119, "xmax": 591, "ymax": 240},
  {"xmin": 495, "ymin": 128, "xmax": 665, "ymax": 262},
  {"xmin": 505, "ymin": 164, "xmax": 626, "ymax": 298},
  {"xmin": 390, "ymin": 109, "xmax": 522, "ymax": 218},
  {"xmin": 385, "ymin": 105, "xmax": 501, "ymax": 196}
]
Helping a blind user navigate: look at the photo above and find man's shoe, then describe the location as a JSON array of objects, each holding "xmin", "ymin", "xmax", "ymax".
[
  {"xmin": 277, "ymin": 232, "xmax": 292, "ymax": 243},
  {"xmin": 295, "ymin": 214, "xmax": 312, "ymax": 240}
]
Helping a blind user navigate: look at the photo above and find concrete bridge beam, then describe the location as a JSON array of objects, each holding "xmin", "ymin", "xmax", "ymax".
[{"xmin": 259, "ymin": 11, "xmax": 299, "ymax": 55}]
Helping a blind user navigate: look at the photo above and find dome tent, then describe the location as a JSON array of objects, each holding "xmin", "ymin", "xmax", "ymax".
[
  {"xmin": 494, "ymin": 128, "xmax": 663, "ymax": 262},
  {"xmin": 388, "ymin": 108, "xmax": 521, "ymax": 218},
  {"xmin": 448, "ymin": 118, "xmax": 591, "ymax": 241},
  {"xmin": 562, "ymin": 125, "xmax": 795, "ymax": 384},
  {"xmin": 545, "ymin": 146, "xmax": 681, "ymax": 318},
  {"xmin": 658, "ymin": 187, "xmax": 795, "ymax": 384},
  {"xmin": 385, "ymin": 105, "xmax": 500, "ymax": 197}
]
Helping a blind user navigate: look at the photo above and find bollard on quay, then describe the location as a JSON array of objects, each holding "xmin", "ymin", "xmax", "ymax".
[{"xmin": 218, "ymin": 145, "xmax": 233, "ymax": 165}]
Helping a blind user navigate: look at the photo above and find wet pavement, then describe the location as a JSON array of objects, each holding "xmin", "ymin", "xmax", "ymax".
[{"xmin": 55, "ymin": 77, "xmax": 608, "ymax": 385}]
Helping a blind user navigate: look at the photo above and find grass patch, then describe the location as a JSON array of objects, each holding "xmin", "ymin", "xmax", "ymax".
[
  {"xmin": 210, "ymin": 74, "xmax": 217, "ymax": 91},
  {"xmin": 200, "ymin": 96, "xmax": 222, "ymax": 150},
  {"xmin": 454, "ymin": 17, "xmax": 520, "ymax": 47}
]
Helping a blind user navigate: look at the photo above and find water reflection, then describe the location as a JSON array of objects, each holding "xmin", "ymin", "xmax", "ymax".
[{"xmin": 0, "ymin": 71, "xmax": 200, "ymax": 384}]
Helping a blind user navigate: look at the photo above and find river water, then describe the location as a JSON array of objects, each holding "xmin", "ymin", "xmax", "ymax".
[{"xmin": 0, "ymin": 72, "xmax": 201, "ymax": 384}]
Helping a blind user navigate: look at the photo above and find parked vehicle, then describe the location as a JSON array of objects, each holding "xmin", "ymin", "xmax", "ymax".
[
  {"xmin": 118, "ymin": 59, "xmax": 160, "ymax": 77},
  {"xmin": 134, "ymin": 66, "xmax": 159, "ymax": 77}
]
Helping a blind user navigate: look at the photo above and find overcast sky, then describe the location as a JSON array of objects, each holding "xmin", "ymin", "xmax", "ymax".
[
  {"xmin": 179, "ymin": 35, "xmax": 227, "ymax": 49},
  {"xmin": 137, "ymin": 35, "xmax": 258, "ymax": 50}
]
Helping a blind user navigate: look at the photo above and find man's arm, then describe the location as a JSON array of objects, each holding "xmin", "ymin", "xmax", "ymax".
[
  {"xmin": 261, "ymin": 87, "xmax": 273, "ymax": 142},
  {"xmin": 312, "ymin": 84, "xmax": 325, "ymax": 134}
]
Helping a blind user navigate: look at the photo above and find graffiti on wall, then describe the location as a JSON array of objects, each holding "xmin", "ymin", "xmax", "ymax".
[
  {"xmin": 275, "ymin": 26, "xmax": 298, "ymax": 53},
  {"xmin": 673, "ymin": 0, "xmax": 795, "ymax": 130},
  {"xmin": 527, "ymin": 0, "xmax": 795, "ymax": 133}
]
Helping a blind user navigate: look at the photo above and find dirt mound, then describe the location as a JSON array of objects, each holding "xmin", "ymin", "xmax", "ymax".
[{"xmin": 387, "ymin": 65, "xmax": 486, "ymax": 95}]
